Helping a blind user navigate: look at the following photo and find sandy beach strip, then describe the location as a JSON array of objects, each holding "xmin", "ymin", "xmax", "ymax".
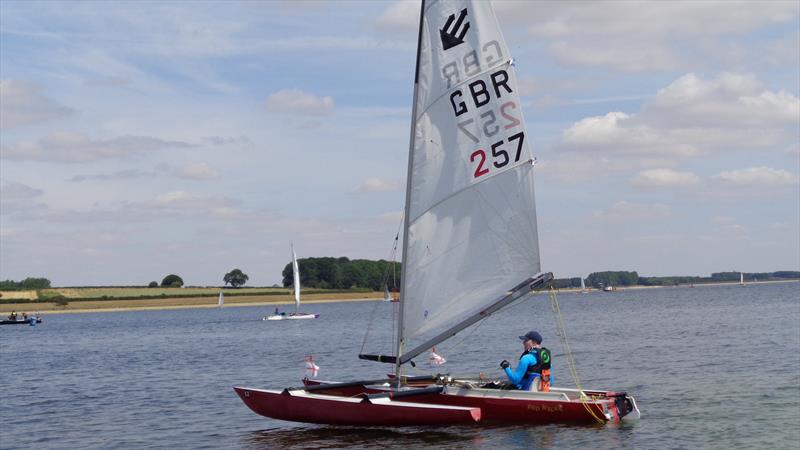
[{"xmin": 0, "ymin": 292, "xmax": 386, "ymax": 315}]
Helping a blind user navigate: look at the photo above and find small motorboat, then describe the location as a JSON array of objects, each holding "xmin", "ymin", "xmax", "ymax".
[
  {"xmin": 1, "ymin": 317, "xmax": 42, "ymax": 326},
  {"xmin": 263, "ymin": 312, "xmax": 320, "ymax": 321}
]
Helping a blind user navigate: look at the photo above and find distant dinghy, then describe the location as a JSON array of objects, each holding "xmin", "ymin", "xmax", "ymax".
[
  {"xmin": 218, "ymin": 292, "xmax": 224, "ymax": 307},
  {"xmin": 263, "ymin": 244, "xmax": 319, "ymax": 320}
]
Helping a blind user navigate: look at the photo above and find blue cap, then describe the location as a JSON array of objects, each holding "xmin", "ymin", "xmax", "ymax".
[{"xmin": 519, "ymin": 331, "xmax": 542, "ymax": 343}]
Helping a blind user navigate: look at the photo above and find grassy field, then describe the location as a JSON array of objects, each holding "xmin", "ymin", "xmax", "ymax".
[
  {"xmin": 0, "ymin": 291, "xmax": 384, "ymax": 314},
  {"xmin": 36, "ymin": 286, "xmax": 291, "ymax": 299}
]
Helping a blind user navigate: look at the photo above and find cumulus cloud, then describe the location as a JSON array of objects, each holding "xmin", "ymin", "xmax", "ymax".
[
  {"xmin": 504, "ymin": 1, "xmax": 798, "ymax": 38},
  {"xmin": 560, "ymin": 73, "xmax": 800, "ymax": 156},
  {"xmin": 0, "ymin": 80, "xmax": 73, "ymax": 130},
  {"xmin": 375, "ymin": 1, "xmax": 419, "ymax": 31},
  {"xmin": 1, "ymin": 132, "xmax": 193, "ymax": 163},
  {"xmin": 711, "ymin": 166, "xmax": 799, "ymax": 186},
  {"xmin": 493, "ymin": 1, "xmax": 799, "ymax": 72},
  {"xmin": 629, "ymin": 169, "xmax": 700, "ymax": 188},
  {"xmin": 593, "ymin": 201, "xmax": 672, "ymax": 221},
  {"xmin": 69, "ymin": 169, "xmax": 158, "ymax": 182},
  {"xmin": 550, "ymin": 41, "xmax": 680, "ymax": 72},
  {"xmin": 265, "ymin": 89, "xmax": 335, "ymax": 116},
  {"xmin": 352, "ymin": 177, "xmax": 402, "ymax": 193},
  {"xmin": 177, "ymin": 163, "xmax": 219, "ymax": 180},
  {"xmin": 0, "ymin": 180, "xmax": 43, "ymax": 200}
]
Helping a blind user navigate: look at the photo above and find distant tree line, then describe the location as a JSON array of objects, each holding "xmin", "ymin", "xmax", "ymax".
[
  {"xmin": 550, "ymin": 270, "xmax": 800, "ymax": 289},
  {"xmin": 0, "ymin": 278, "xmax": 51, "ymax": 290},
  {"xmin": 282, "ymin": 257, "xmax": 399, "ymax": 291}
]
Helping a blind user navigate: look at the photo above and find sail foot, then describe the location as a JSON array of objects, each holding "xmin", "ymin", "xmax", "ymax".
[{"xmin": 399, "ymin": 272, "xmax": 554, "ymax": 366}]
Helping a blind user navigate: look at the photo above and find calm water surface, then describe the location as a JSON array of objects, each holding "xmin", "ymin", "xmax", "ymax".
[{"xmin": 1, "ymin": 282, "xmax": 798, "ymax": 449}]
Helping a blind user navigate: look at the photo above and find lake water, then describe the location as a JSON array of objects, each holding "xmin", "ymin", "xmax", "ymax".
[{"xmin": 1, "ymin": 282, "xmax": 798, "ymax": 449}]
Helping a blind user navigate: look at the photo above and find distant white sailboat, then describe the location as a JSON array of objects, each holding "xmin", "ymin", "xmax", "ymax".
[
  {"xmin": 263, "ymin": 244, "xmax": 319, "ymax": 320},
  {"xmin": 384, "ymin": 285, "xmax": 392, "ymax": 302},
  {"xmin": 740, "ymin": 272, "xmax": 745, "ymax": 287},
  {"xmin": 218, "ymin": 291, "xmax": 224, "ymax": 307},
  {"xmin": 580, "ymin": 277, "xmax": 588, "ymax": 294}
]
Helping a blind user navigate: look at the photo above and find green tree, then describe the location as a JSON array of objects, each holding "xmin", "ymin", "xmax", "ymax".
[
  {"xmin": 223, "ymin": 269, "xmax": 249, "ymax": 288},
  {"xmin": 161, "ymin": 274, "xmax": 184, "ymax": 287},
  {"xmin": 148, "ymin": 281, "xmax": 158, "ymax": 288}
]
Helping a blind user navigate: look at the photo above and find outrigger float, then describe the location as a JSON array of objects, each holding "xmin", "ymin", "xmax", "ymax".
[{"xmin": 235, "ymin": 0, "xmax": 639, "ymax": 426}]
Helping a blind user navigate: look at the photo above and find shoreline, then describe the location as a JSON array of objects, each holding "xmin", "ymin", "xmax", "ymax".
[
  {"xmin": 0, "ymin": 292, "xmax": 386, "ymax": 315},
  {"xmin": 2, "ymin": 279, "xmax": 796, "ymax": 316},
  {"xmin": 550, "ymin": 278, "xmax": 798, "ymax": 293}
]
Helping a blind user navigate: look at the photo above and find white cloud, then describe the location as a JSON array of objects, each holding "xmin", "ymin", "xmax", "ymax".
[
  {"xmin": 375, "ymin": 1, "xmax": 419, "ymax": 31},
  {"xmin": 352, "ymin": 177, "xmax": 402, "ymax": 193},
  {"xmin": 0, "ymin": 80, "xmax": 73, "ymax": 129},
  {"xmin": 629, "ymin": 169, "xmax": 700, "ymax": 188},
  {"xmin": 265, "ymin": 89, "xmax": 335, "ymax": 116},
  {"xmin": 177, "ymin": 163, "xmax": 219, "ymax": 180},
  {"xmin": 1, "ymin": 132, "xmax": 193, "ymax": 163},
  {"xmin": 711, "ymin": 166, "xmax": 799, "ymax": 186},
  {"xmin": 644, "ymin": 73, "xmax": 799, "ymax": 128},
  {"xmin": 560, "ymin": 73, "xmax": 800, "ymax": 156},
  {"xmin": 504, "ymin": 1, "xmax": 798, "ymax": 38},
  {"xmin": 593, "ymin": 201, "xmax": 672, "ymax": 221},
  {"xmin": 0, "ymin": 180, "xmax": 43, "ymax": 200},
  {"xmin": 492, "ymin": 1, "xmax": 799, "ymax": 72},
  {"xmin": 549, "ymin": 41, "xmax": 680, "ymax": 72}
]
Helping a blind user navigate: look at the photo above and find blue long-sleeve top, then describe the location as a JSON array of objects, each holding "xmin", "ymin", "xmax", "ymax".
[{"xmin": 504, "ymin": 353, "xmax": 538, "ymax": 390}]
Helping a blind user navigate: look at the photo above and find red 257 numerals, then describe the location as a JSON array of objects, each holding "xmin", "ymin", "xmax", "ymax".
[{"xmin": 470, "ymin": 132, "xmax": 525, "ymax": 179}]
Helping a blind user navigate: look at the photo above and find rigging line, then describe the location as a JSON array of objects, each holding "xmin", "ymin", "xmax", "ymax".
[
  {"xmin": 359, "ymin": 297, "xmax": 382, "ymax": 355},
  {"xmin": 548, "ymin": 288, "xmax": 604, "ymax": 424}
]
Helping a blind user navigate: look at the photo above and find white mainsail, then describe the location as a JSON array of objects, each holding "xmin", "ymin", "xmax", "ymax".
[
  {"xmin": 398, "ymin": 0, "xmax": 540, "ymax": 357},
  {"xmin": 218, "ymin": 291, "xmax": 224, "ymax": 307},
  {"xmin": 292, "ymin": 244, "xmax": 301, "ymax": 313},
  {"xmin": 740, "ymin": 272, "xmax": 744, "ymax": 285},
  {"xmin": 580, "ymin": 277, "xmax": 586, "ymax": 291}
]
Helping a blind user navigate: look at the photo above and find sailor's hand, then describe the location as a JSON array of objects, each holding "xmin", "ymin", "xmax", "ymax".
[{"xmin": 500, "ymin": 360, "xmax": 510, "ymax": 369}]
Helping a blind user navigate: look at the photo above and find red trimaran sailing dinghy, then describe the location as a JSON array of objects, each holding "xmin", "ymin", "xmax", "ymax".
[{"xmin": 235, "ymin": 0, "xmax": 640, "ymax": 426}]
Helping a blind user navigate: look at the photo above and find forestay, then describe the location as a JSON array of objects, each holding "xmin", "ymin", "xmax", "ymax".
[{"xmin": 400, "ymin": 0, "xmax": 541, "ymax": 347}]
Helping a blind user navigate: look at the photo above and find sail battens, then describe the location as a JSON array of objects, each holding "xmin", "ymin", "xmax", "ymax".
[
  {"xmin": 408, "ymin": 158, "xmax": 534, "ymax": 225},
  {"xmin": 412, "ymin": 58, "xmax": 514, "ymax": 122},
  {"xmin": 398, "ymin": 0, "xmax": 542, "ymax": 355}
]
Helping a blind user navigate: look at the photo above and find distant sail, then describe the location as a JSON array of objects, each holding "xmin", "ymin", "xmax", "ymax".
[
  {"xmin": 218, "ymin": 291, "xmax": 224, "ymax": 307},
  {"xmin": 292, "ymin": 244, "xmax": 301, "ymax": 313}
]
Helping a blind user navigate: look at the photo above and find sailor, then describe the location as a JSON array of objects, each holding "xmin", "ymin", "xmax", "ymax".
[
  {"xmin": 500, "ymin": 330, "xmax": 552, "ymax": 392},
  {"xmin": 8, "ymin": 310, "xmax": 17, "ymax": 321}
]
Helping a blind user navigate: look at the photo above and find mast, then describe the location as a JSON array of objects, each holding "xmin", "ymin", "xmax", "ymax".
[{"xmin": 395, "ymin": 0, "xmax": 426, "ymax": 387}]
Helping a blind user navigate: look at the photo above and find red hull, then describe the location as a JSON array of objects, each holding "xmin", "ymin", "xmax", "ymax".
[
  {"xmin": 234, "ymin": 387, "xmax": 481, "ymax": 426},
  {"xmin": 301, "ymin": 381, "xmax": 625, "ymax": 425}
]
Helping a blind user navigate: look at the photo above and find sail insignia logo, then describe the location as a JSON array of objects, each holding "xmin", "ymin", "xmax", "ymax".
[{"xmin": 440, "ymin": 8, "xmax": 469, "ymax": 51}]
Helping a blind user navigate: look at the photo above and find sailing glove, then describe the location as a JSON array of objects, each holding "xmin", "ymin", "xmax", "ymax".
[{"xmin": 500, "ymin": 360, "xmax": 510, "ymax": 369}]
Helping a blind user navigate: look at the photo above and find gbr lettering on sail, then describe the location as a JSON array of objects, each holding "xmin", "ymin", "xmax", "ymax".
[{"xmin": 437, "ymin": 5, "xmax": 527, "ymax": 180}]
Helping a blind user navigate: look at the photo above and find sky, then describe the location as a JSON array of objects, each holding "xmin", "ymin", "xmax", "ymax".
[{"xmin": 1, "ymin": 0, "xmax": 798, "ymax": 287}]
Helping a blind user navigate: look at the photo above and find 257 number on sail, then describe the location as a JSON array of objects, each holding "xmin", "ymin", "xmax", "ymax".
[{"xmin": 470, "ymin": 132, "xmax": 524, "ymax": 179}]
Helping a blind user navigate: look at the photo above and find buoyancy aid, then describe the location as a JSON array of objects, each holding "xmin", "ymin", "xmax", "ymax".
[{"xmin": 521, "ymin": 347, "xmax": 551, "ymax": 392}]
